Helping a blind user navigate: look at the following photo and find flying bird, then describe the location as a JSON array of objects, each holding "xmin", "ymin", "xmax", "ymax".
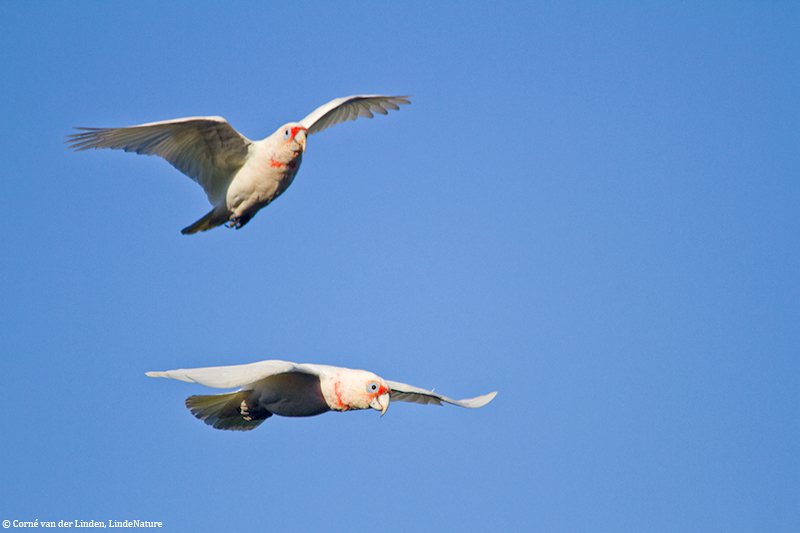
[
  {"xmin": 146, "ymin": 359, "xmax": 497, "ymax": 431},
  {"xmin": 66, "ymin": 95, "xmax": 410, "ymax": 234}
]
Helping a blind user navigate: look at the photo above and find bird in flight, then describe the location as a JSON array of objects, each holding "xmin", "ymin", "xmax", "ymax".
[
  {"xmin": 67, "ymin": 95, "xmax": 410, "ymax": 234},
  {"xmin": 146, "ymin": 359, "xmax": 497, "ymax": 431}
]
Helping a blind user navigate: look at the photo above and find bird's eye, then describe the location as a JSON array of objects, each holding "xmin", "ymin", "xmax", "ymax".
[
  {"xmin": 283, "ymin": 128, "xmax": 291, "ymax": 140},
  {"xmin": 366, "ymin": 381, "xmax": 380, "ymax": 393}
]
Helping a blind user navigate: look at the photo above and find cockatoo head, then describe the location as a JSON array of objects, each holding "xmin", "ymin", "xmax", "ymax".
[
  {"xmin": 275, "ymin": 122, "xmax": 307, "ymax": 154},
  {"xmin": 322, "ymin": 369, "xmax": 392, "ymax": 416}
]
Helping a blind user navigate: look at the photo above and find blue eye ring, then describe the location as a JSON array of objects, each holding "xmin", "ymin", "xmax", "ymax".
[
  {"xmin": 366, "ymin": 381, "xmax": 380, "ymax": 393},
  {"xmin": 283, "ymin": 128, "xmax": 291, "ymax": 140}
]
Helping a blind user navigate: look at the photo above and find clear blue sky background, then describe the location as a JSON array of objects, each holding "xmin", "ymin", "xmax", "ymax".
[{"xmin": 1, "ymin": 2, "xmax": 797, "ymax": 531}]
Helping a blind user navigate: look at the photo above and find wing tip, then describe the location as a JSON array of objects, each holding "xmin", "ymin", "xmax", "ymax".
[
  {"xmin": 464, "ymin": 391, "xmax": 498, "ymax": 408},
  {"xmin": 385, "ymin": 95, "xmax": 412, "ymax": 106},
  {"xmin": 64, "ymin": 130, "xmax": 96, "ymax": 151}
]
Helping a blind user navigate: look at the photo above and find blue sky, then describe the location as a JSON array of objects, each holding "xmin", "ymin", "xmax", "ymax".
[{"xmin": 1, "ymin": 1, "xmax": 798, "ymax": 531}]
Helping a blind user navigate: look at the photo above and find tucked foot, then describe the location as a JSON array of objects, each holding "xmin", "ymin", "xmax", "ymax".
[{"xmin": 225, "ymin": 214, "xmax": 253, "ymax": 230}]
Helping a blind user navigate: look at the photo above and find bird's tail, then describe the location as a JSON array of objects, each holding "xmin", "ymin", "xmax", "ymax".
[
  {"xmin": 185, "ymin": 391, "xmax": 271, "ymax": 431},
  {"xmin": 181, "ymin": 207, "xmax": 227, "ymax": 235}
]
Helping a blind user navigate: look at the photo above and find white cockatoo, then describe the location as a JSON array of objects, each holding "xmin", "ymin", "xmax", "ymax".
[
  {"xmin": 146, "ymin": 359, "xmax": 497, "ymax": 431},
  {"xmin": 66, "ymin": 95, "xmax": 410, "ymax": 234}
]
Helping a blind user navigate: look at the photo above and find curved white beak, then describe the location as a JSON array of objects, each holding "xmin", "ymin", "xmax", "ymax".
[
  {"xmin": 370, "ymin": 392, "xmax": 391, "ymax": 417},
  {"xmin": 292, "ymin": 129, "xmax": 307, "ymax": 153}
]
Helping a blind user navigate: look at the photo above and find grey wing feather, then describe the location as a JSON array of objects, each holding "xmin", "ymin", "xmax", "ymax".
[
  {"xmin": 146, "ymin": 360, "xmax": 323, "ymax": 389},
  {"xmin": 66, "ymin": 116, "xmax": 251, "ymax": 206},
  {"xmin": 299, "ymin": 95, "xmax": 411, "ymax": 135},
  {"xmin": 385, "ymin": 380, "xmax": 497, "ymax": 409}
]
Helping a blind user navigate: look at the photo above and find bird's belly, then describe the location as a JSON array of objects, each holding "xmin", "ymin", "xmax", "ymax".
[
  {"xmin": 266, "ymin": 396, "xmax": 330, "ymax": 417},
  {"xmin": 227, "ymin": 164, "xmax": 300, "ymax": 216},
  {"xmin": 252, "ymin": 372, "xmax": 330, "ymax": 418}
]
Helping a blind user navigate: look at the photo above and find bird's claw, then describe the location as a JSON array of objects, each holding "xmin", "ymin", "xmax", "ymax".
[{"xmin": 226, "ymin": 214, "xmax": 251, "ymax": 230}]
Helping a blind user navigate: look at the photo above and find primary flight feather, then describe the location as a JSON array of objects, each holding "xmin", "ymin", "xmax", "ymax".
[
  {"xmin": 66, "ymin": 95, "xmax": 410, "ymax": 234},
  {"xmin": 146, "ymin": 359, "xmax": 497, "ymax": 431}
]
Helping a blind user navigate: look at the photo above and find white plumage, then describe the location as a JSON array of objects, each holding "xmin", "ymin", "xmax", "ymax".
[
  {"xmin": 67, "ymin": 95, "xmax": 410, "ymax": 234},
  {"xmin": 146, "ymin": 359, "xmax": 497, "ymax": 431}
]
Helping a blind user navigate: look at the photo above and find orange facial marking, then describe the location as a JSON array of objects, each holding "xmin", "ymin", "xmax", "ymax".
[
  {"xmin": 333, "ymin": 380, "xmax": 347, "ymax": 409},
  {"xmin": 269, "ymin": 159, "xmax": 286, "ymax": 168},
  {"xmin": 291, "ymin": 126, "xmax": 307, "ymax": 138}
]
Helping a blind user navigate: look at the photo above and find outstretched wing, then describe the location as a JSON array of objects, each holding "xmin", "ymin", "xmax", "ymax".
[
  {"xmin": 146, "ymin": 359, "xmax": 323, "ymax": 389},
  {"xmin": 66, "ymin": 116, "xmax": 251, "ymax": 206},
  {"xmin": 385, "ymin": 380, "xmax": 497, "ymax": 409},
  {"xmin": 299, "ymin": 95, "xmax": 411, "ymax": 135}
]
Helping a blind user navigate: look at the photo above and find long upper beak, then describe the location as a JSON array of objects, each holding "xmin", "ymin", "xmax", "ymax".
[
  {"xmin": 292, "ymin": 129, "xmax": 307, "ymax": 153},
  {"xmin": 370, "ymin": 392, "xmax": 391, "ymax": 417}
]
